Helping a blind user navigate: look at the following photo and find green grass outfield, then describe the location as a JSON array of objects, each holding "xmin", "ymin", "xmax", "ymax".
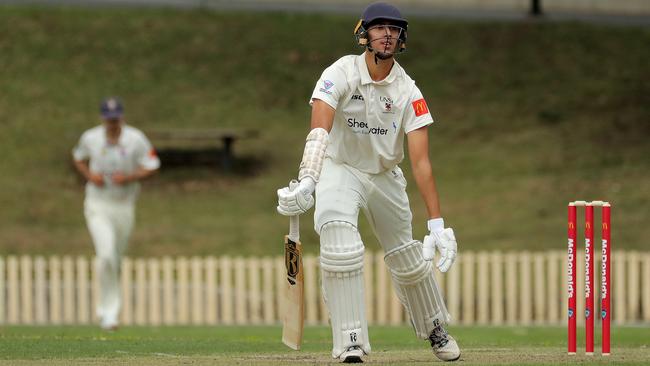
[{"xmin": 1, "ymin": 325, "xmax": 649, "ymax": 365}]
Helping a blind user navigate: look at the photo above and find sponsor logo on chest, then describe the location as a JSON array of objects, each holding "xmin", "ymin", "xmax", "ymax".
[{"xmin": 346, "ymin": 117, "xmax": 389, "ymax": 135}]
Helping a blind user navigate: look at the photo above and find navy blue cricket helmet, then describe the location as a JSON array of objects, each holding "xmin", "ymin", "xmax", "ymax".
[{"xmin": 354, "ymin": 2, "xmax": 408, "ymax": 53}]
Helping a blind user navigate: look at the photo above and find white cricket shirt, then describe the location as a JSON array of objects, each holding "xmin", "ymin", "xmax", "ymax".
[
  {"xmin": 72, "ymin": 124, "xmax": 160, "ymax": 203},
  {"xmin": 310, "ymin": 54, "xmax": 434, "ymax": 174}
]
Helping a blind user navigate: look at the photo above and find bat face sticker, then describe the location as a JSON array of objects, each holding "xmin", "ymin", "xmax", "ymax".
[{"xmin": 285, "ymin": 239, "xmax": 301, "ymax": 285}]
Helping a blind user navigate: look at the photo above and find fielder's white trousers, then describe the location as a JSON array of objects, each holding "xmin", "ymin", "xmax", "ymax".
[{"xmin": 84, "ymin": 197, "xmax": 134, "ymax": 326}]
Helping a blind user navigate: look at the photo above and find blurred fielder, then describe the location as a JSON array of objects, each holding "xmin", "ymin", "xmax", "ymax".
[
  {"xmin": 277, "ymin": 2, "xmax": 460, "ymax": 363},
  {"xmin": 73, "ymin": 97, "xmax": 160, "ymax": 330}
]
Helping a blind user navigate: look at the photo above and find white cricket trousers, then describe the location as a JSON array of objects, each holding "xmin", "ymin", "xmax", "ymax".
[
  {"xmin": 314, "ymin": 158, "xmax": 414, "ymax": 251},
  {"xmin": 84, "ymin": 197, "xmax": 135, "ymax": 325}
]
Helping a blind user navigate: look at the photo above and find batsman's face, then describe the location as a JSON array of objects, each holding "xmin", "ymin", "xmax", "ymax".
[{"xmin": 367, "ymin": 23, "xmax": 402, "ymax": 55}]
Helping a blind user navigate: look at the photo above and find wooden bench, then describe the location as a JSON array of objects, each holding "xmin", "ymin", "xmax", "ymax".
[{"xmin": 147, "ymin": 128, "xmax": 259, "ymax": 171}]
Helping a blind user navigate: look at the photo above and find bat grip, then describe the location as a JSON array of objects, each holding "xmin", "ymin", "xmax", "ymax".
[{"xmin": 289, "ymin": 215, "xmax": 300, "ymax": 242}]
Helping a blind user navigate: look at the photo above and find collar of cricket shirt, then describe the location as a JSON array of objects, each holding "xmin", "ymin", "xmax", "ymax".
[{"xmin": 358, "ymin": 53, "xmax": 400, "ymax": 86}]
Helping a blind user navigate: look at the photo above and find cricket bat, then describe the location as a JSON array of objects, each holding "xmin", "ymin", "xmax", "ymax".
[{"xmin": 282, "ymin": 181, "xmax": 304, "ymax": 350}]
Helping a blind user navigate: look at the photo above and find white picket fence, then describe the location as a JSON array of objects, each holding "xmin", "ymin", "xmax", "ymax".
[{"xmin": 1, "ymin": 251, "xmax": 649, "ymax": 326}]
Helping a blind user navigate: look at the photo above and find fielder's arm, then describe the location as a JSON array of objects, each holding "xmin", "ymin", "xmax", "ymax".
[{"xmin": 73, "ymin": 159, "xmax": 104, "ymax": 186}]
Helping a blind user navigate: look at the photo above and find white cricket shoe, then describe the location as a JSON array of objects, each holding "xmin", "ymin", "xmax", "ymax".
[
  {"xmin": 428, "ymin": 320, "xmax": 460, "ymax": 362},
  {"xmin": 339, "ymin": 346, "xmax": 364, "ymax": 363}
]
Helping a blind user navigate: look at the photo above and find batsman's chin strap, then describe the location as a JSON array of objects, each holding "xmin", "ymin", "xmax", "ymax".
[
  {"xmin": 366, "ymin": 41, "xmax": 389, "ymax": 65},
  {"xmin": 365, "ymin": 42, "xmax": 380, "ymax": 65}
]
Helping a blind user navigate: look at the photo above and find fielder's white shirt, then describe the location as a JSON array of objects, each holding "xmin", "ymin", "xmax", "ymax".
[
  {"xmin": 73, "ymin": 124, "xmax": 160, "ymax": 204},
  {"xmin": 310, "ymin": 54, "xmax": 434, "ymax": 174}
]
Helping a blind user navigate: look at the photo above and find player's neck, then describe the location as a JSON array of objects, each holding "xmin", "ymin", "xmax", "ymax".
[
  {"xmin": 365, "ymin": 51, "xmax": 394, "ymax": 82},
  {"xmin": 105, "ymin": 124, "xmax": 122, "ymax": 144}
]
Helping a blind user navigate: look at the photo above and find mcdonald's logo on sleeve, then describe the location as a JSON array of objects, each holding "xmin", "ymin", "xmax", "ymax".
[{"xmin": 412, "ymin": 98, "xmax": 429, "ymax": 117}]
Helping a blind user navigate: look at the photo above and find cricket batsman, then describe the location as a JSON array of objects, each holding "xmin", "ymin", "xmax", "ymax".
[{"xmin": 277, "ymin": 2, "xmax": 461, "ymax": 363}]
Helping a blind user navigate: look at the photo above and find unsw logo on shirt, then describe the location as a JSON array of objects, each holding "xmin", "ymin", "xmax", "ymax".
[{"xmin": 412, "ymin": 98, "xmax": 429, "ymax": 117}]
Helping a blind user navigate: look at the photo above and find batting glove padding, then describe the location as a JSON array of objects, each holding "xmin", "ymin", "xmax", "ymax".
[
  {"xmin": 423, "ymin": 218, "xmax": 457, "ymax": 272},
  {"xmin": 277, "ymin": 178, "xmax": 315, "ymax": 216},
  {"xmin": 298, "ymin": 127, "xmax": 329, "ymax": 183}
]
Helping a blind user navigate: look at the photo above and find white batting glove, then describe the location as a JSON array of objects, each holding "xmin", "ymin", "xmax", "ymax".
[
  {"xmin": 277, "ymin": 178, "xmax": 315, "ymax": 216},
  {"xmin": 423, "ymin": 218, "xmax": 458, "ymax": 273}
]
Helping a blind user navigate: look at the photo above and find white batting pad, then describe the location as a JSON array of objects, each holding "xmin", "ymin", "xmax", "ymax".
[
  {"xmin": 384, "ymin": 240, "xmax": 451, "ymax": 339},
  {"xmin": 298, "ymin": 127, "xmax": 329, "ymax": 182},
  {"xmin": 319, "ymin": 221, "xmax": 371, "ymax": 358}
]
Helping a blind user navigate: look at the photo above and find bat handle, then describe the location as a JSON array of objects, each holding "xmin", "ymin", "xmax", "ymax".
[
  {"xmin": 289, "ymin": 215, "xmax": 300, "ymax": 242},
  {"xmin": 287, "ymin": 179, "xmax": 301, "ymax": 241}
]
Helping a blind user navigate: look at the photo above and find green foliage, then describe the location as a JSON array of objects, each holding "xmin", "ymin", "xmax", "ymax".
[{"xmin": 0, "ymin": 7, "xmax": 648, "ymax": 256}]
